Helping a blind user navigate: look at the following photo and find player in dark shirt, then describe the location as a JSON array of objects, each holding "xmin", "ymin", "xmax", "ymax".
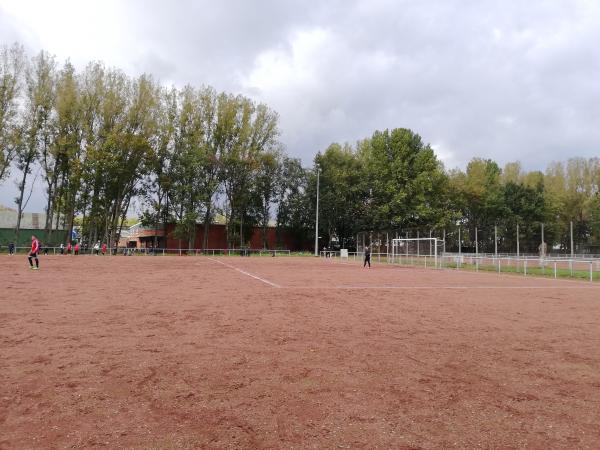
[{"xmin": 364, "ymin": 245, "xmax": 371, "ymax": 268}]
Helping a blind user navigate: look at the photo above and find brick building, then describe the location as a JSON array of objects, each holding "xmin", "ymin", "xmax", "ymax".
[{"xmin": 120, "ymin": 222, "xmax": 307, "ymax": 251}]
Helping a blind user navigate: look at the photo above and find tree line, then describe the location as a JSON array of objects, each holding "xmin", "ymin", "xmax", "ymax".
[
  {"xmin": 3, "ymin": 43, "xmax": 600, "ymax": 253},
  {"xmin": 0, "ymin": 44, "xmax": 311, "ymax": 249},
  {"xmin": 315, "ymin": 131, "xmax": 600, "ymax": 254}
]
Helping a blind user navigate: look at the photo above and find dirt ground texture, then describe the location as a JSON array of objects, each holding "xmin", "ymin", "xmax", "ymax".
[{"xmin": 2, "ymin": 255, "xmax": 600, "ymax": 449}]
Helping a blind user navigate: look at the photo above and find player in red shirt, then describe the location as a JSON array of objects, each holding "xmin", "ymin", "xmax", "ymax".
[
  {"xmin": 67, "ymin": 242, "xmax": 72, "ymax": 254},
  {"xmin": 101, "ymin": 243, "xmax": 107, "ymax": 255},
  {"xmin": 28, "ymin": 235, "xmax": 40, "ymax": 270}
]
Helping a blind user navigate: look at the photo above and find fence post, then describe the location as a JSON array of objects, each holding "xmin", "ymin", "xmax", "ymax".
[
  {"xmin": 524, "ymin": 260, "xmax": 527, "ymax": 276},
  {"xmin": 475, "ymin": 227, "xmax": 478, "ymax": 259},
  {"xmin": 590, "ymin": 261, "xmax": 593, "ymax": 282},
  {"xmin": 554, "ymin": 262, "xmax": 557, "ymax": 279}
]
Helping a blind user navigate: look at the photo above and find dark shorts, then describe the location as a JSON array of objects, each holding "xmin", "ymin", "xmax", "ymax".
[{"xmin": 29, "ymin": 251, "xmax": 38, "ymax": 258}]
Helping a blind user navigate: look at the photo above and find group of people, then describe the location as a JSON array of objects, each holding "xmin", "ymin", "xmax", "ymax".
[
  {"xmin": 57, "ymin": 240, "xmax": 108, "ymax": 256},
  {"xmin": 8, "ymin": 236, "xmax": 110, "ymax": 271},
  {"xmin": 60, "ymin": 242, "xmax": 80, "ymax": 255}
]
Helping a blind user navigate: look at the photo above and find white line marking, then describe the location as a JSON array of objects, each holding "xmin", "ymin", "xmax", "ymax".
[
  {"xmin": 284, "ymin": 285, "xmax": 600, "ymax": 290},
  {"xmin": 207, "ymin": 258, "xmax": 281, "ymax": 288}
]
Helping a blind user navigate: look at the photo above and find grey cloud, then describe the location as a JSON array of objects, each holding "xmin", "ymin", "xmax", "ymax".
[{"xmin": 2, "ymin": 0, "xmax": 600, "ymax": 211}]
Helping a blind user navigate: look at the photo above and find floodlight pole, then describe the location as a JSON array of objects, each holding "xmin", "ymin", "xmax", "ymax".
[
  {"xmin": 570, "ymin": 220, "xmax": 574, "ymax": 258},
  {"xmin": 494, "ymin": 225, "xmax": 498, "ymax": 258},
  {"xmin": 314, "ymin": 166, "xmax": 320, "ymax": 256},
  {"xmin": 540, "ymin": 222, "xmax": 546, "ymax": 258},
  {"xmin": 516, "ymin": 223, "xmax": 520, "ymax": 259}
]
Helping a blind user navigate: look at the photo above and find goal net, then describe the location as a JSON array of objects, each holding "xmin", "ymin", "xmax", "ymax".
[{"xmin": 391, "ymin": 238, "xmax": 444, "ymax": 268}]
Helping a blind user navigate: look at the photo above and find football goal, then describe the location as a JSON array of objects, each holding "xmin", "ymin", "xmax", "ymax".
[{"xmin": 391, "ymin": 237, "xmax": 445, "ymax": 269}]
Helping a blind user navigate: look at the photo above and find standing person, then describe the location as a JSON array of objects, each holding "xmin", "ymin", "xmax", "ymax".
[
  {"xmin": 74, "ymin": 242, "xmax": 80, "ymax": 255},
  {"xmin": 60, "ymin": 243, "xmax": 64, "ymax": 255},
  {"xmin": 101, "ymin": 243, "xmax": 107, "ymax": 255},
  {"xmin": 8, "ymin": 242, "xmax": 15, "ymax": 256},
  {"xmin": 66, "ymin": 242, "xmax": 72, "ymax": 254},
  {"xmin": 43, "ymin": 242, "xmax": 48, "ymax": 256},
  {"xmin": 364, "ymin": 245, "xmax": 371, "ymax": 268},
  {"xmin": 28, "ymin": 235, "xmax": 40, "ymax": 270},
  {"xmin": 93, "ymin": 241, "xmax": 100, "ymax": 255}
]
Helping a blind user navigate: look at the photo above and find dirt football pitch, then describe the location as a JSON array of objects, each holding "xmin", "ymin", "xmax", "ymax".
[{"xmin": 2, "ymin": 254, "xmax": 600, "ymax": 449}]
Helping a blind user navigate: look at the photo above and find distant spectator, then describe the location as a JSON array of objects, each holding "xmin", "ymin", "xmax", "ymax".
[
  {"xmin": 8, "ymin": 242, "xmax": 15, "ymax": 256},
  {"xmin": 101, "ymin": 243, "xmax": 107, "ymax": 255},
  {"xmin": 67, "ymin": 242, "xmax": 72, "ymax": 254},
  {"xmin": 93, "ymin": 241, "xmax": 100, "ymax": 255},
  {"xmin": 60, "ymin": 243, "xmax": 64, "ymax": 255},
  {"xmin": 74, "ymin": 243, "xmax": 80, "ymax": 255}
]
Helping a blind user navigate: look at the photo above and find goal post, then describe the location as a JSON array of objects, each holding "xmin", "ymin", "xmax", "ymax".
[{"xmin": 391, "ymin": 237, "xmax": 444, "ymax": 268}]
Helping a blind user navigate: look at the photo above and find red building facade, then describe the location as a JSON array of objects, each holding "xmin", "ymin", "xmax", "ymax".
[{"xmin": 164, "ymin": 224, "xmax": 303, "ymax": 250}]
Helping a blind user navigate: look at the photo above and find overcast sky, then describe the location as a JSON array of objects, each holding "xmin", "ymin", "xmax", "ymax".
[{"xmin": 1, "ymin": 0, "xmax": 600, "ymax": 211}]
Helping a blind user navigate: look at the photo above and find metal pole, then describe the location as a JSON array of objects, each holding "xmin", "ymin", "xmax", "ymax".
[
  {"xmin": 541, "ymin": 222, "xmax": 544, "ymax": 254},
  {"xmin": 570, "ymin": 221, "xmax": 574, "ymax": 258},
  {"xmin": 516, "ymin": 223, "xmax": 520, "ymax": 272},
  {"xmin": 434, "ymin": 235, "xmax": 438, "ymax": 269},
  {"xmin": 443, "ymin": 228, "xmax": 446, "ymax": 255},
  {"xmin": 429, "ymin": 229, "xmax": 432, "ymax": 257},
  {"xmin": 458, "ymin": 226, "xmax": 461, "ymax": 258},
  {"xmin": 516, "ymin": 223, "xmax": 520, "ymax": 259},
  {"xmin": 314, "ymin": 167, "xmax": 320, "ymax": 256},
  {"xmin": 494, "ymin": 225, "xmax": 498, "ymax": 258},
  {"xmin": 475, "ymin": 227, "xmax": 478, "ymax": 258}
]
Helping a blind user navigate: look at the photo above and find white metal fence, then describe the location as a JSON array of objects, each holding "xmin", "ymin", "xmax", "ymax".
[
  {"xmin": 320, "ymin": 250, "xmax": 600, "ymax": 282},
  {"xmin": 4, "ymin": 247, "xmax": 292, "ymax": 257}
]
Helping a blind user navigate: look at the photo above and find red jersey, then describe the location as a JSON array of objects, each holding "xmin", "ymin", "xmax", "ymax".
[
  {"xmin": 31, "ymin": 238, "xmax": 40, "ymax": 253},
  {"xmin": 101, "ymin": 244, "xmax": 107, "ymax": 253}
]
